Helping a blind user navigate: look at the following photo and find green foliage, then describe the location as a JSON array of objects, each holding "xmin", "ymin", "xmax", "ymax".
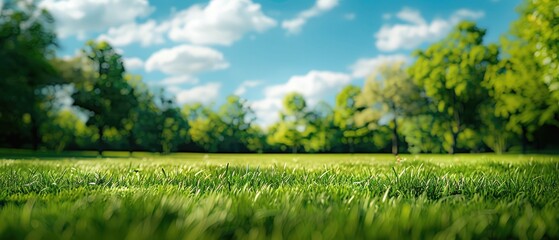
[
  {"xmin": 267, "ymin": 93, "xmax": 311, "ymax": 153},
  {"xmin": 71, "ymin": 41, "xmax": 139, "ymax": 154},
  {"xmin": 186, "ymin": 104, "xmax": 226, "ymax": 152},
  {"xmin": 402, "ymin": 115, "xmax": 446, "ymax": 154},
  {"xmin": 514, "ymin": 0, "xmax": 559, "ymax": 105},
  {"xmin": 334, "ymin": 86, "xmax": 366, "ymax": 152},
  {"xmin": 0, "ymin": 154, "xmax": 558, "ymax": 239},
  {"xmin": 39, "ymin": 110, "xmax": 85, "ymax": 151},
  {"xmin": 1, "ymin": 0, "xmax": 558, "ymax": 154},
  {"xmin": 0, "ymin": 1, "xmax": 59, "ymax": 149},
  {"xmin": 357, "ymin": 61, "xmax": 422, "ymax": 154},
  {"xmin": 304, "ymin": 102, "xmax": 337, "ymax": 153},
  {"xmin": 409, "ymin": 21, "xmax": 499, "ymax": 153},
  {"xmin": 218, "ymin": 95, "xmax": 256, "ymax": 152}
]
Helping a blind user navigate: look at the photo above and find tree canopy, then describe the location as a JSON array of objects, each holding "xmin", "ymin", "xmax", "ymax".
[{"xmin": 1, "ymin": 0, "xmax": 558, "ymax": 154}]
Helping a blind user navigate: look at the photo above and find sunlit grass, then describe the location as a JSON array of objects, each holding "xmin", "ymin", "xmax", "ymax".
[{"xmin": 1, "ymin": 153, "xmax": 558, "ymax": 239}]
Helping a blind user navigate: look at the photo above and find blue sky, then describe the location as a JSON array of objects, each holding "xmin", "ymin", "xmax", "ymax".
[{"xmin": 38, "ymin": 0, "xmax": 521, "ymax": 125}]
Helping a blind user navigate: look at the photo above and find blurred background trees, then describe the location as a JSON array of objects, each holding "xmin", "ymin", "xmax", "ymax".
[{"xmin": 0, "ymin": 0, "xmax": 557, "ymax": 154}]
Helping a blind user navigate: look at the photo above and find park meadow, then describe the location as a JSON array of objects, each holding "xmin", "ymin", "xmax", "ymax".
[
  {"xmin": 2, "ymin": 0, "xmax": 559, "ymax": 239},
  {"xmin": 1, "ymin": 152, "xmax": 558, "ymax": 239}
]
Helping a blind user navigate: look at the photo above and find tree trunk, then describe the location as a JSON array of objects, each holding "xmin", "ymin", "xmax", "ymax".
[
  {"xmin": 128, "ymin": 131, "xmax": 134, "ymax": 157},
  {"xmin": 349, "ymin": 138, "xmax": 354, "ymax": 154},
  {"xmin": 392, "ymin": 117, "xmax": 399, "ymax": 155},
  {"xmin": 98, "ymin": 126, "xmax": 104, "ymax": 156},
  {"xmin": 31, "ymin": 115, "xmax": 39, "ymax": 151},
  {"xmin": 521, "ymin": 125, "xmax": 527, "ymax": 154},
  {"xmin": 450, "ymin": 131, "xmax": 458, "ymax": 155},
  {"xmin": 449, "ymin": 91, "xmax": 460, "ymax": 155}
]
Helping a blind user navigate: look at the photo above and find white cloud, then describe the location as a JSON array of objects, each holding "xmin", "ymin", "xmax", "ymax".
[
  {"xmin": 161, "ymin": 75, "xmax": 199, "ymax": 85},
  {"xmin": 250, "ymin": 97, "xmax": 284, "ymax": 127},
  {"xmin": 97, "ymin": 20, "xmax": 168, "ymax": 47},
  {"xmin": 145, "ymin": 44, "xmax": 229, "ymax": 75},
  {"xmin": 39, "ymin": 0, "xmax": 153, "ymax": 38},
  {"xmin": 167, "ymin": 0, "xmax": 277, "ymax": 46},
  {"xmin": 281, "ymin": 0, "xmax": 339, "ymax": 34},
  {"xmin": 350, "ymin": 54, "xmax": 409, "ymax": 78},
  {"xmin": 396, "ymin": 8, "xmax": 425, "ymax": 25},
  {"xmin": 252, "ymin": 70, "xmax": 351, "ymax": 126},
  {"xmin": 234, "ymin": 80, "xmax": 262, "ymax": 95},
  {"xmin": 175, "ymin": 83, "xmax": 221, "ymax": 105},
  {"xmin": 123, "ymin": 57, "xmax": 144, "ymax": 71},
  {"xmin": 375, "ymin": 8, "xmax": 484, "ymax": 52},
  {"xmin": 264, "ymin": 71, "xmax": 351, "ymax": 103}
]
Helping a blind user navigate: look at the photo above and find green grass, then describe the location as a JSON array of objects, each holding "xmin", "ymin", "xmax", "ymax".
[{"xmin": 1, "ymin": 153, "xmax": 558, "ymax": 239}]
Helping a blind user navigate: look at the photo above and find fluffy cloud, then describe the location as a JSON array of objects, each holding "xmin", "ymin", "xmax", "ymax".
[
  {"xmin": 234, "ymin": 80, "xmax": 262, "ymax": 96},
  {"xmin": 282, "ymin": 0, "xmax": 339, "ymax": 34},
  {"xmin": 175, "ymin": 83, "xmax": 221, "ymax": 105},
  {"xmin": 251, "ymin": 70, "xmax": 351, "ymax": 126},
  {"xmin": 250, "ymin": 97, "xmax": 284, "ymax": 127},
  {"xmin": 350, "ymin": 54, "xmax": 409, "ymax": 78},
  {"xmin": 145, "ymin": 44, "xmax": 229, "ymax": 75},
  {"xmin": 160, "ymin": 76, "xmax": 199, "ymax": 85},
  {"xmin": 264, "ymin": 71, "xmax": 351, "ymax": 102},
  {"xmin": 39, "ymin": 0, "xmax": 153, "ymax": 38},
  {"xmin": 97, "ymin": 20, "xmax": 168, "ymax": 47},
  {"xmin": 168, "ymin": 0, "xmax": 276, "ymax": 46},
  {"xmin": 375, "ymin": 8, "xmax": 484, "ymax": 51},
  {"xmin": 123, "ymin": 57, "xmax": 144, "ymax": 71}
]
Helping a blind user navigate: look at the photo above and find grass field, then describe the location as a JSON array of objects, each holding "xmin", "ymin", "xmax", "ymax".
[{"xmin": 1, "ymin": 153, "xmax": 558, "ymax": 239}]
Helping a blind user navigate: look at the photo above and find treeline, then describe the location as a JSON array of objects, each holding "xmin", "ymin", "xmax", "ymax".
[{"xmin": 1, "ymin": 0, "xmax": 558, "ymax": 154}]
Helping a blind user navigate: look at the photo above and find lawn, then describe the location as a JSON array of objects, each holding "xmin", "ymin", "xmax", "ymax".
[{"xmin": 0, "ymin": 153, "xmax": 558, "ymax": 239}]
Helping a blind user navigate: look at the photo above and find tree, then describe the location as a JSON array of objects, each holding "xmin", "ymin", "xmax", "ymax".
[
  {"xmin": 267, "ymin": 93, "xmax": 310, "ymax": 153},
  {"xmin": 356, "ymin": 61, "xmax": 422, "ymax": 154},
  {"xmin": 482, "ymin": 0, "xmax": 559, "ymax": 153},
  {"xmin": 40, "ymin": 110, "xmax": 83, "ymax": 151},
  {"xmin": 304, "ymin": 101, "xmax": 338, "ymax": 153},
  {"xmin": 401, "ymin": 114, "xmax": 446, "ymax": 154},
  {"xmin": 0, "ymin": 1, "xmax": 60, "ymax": 149},
  {"xmin": 185, "ymin": 104, "xmax": 226, "ymax": 153},
  {"xmin": 244, "ymin": 125, "xmax": 267, "ymax": 153},
  {"xmin": 333, "ymin": 85, "xmax": 365, "ymax": 153},
  {"xmin": 156, "ymin": 91, "xmax": 189, "ymax": 154},
  {"xmin": 514, "ymin": 0, "xmax": 559, "ymax": 108},
  {"xmin": 72, "ymin": 40, "xmax": 138, "ymax": 155},
  {"xmin": 218, "ymin": 95, "xmax": 256, "ymax": 152},
  {"xmin": 483, "ymin": 38, "xmax": 551, "ymax": 153},
  {"xmin": 408, "ymin": 21, "xmax": 499, "ymax": 154}
]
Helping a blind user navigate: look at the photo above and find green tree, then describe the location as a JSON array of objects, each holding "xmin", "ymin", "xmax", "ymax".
[
  {"xmin": 0, "ymin": 1, "xmax": 60, "ymax": 149},
  {"xmin": 218, "ymin": 95, "xmax": 256, "ymax": 152},
  {"xmin": 71, "ymin": 40, "xmax": 138, "ymax": 155},
  {"xmin": 482, "ymin": 0, "xmax": 559, "ymax": 153},
  {"xmin": 40, "ymin": 110, "xmax": 83, "ymax": 151},
  {"xmin": 156, "ymin": 91, "xmax": 189, "ymax": 154},
  {"xmin": 244, "ymin": 125, "xmax": 267, "ymax": 153},
  {"xmin": 356, "ymin": 62, "xmax": 422, "ymax": 154},
  {"xmin": 185, "ymin": 104, "xmax": 226, "ymax": 152},
  {"xmin": 409, "ymin": 21, "xmax": 499, "ymax": 154},
  {"xmin": 514, "ymin": 0, "xmax": 559, "ymax": 106},
  {"xmin": 401, "ymin": 115, "xmax": 446, "ymax": 154},
  {"xmin": 304, "ymin": 101, "xmax": 338, "ymax": 153},
  {"xmin": 333, "ymin": 86, "xmax": 365, "ymax": 153},
  {"xmin": 121, "ymin": 75, "xmax": 159, "ymax": 153},
  {"xmin": 267, "ymin": 93, "xmax": 310, "ymax": 153}
]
